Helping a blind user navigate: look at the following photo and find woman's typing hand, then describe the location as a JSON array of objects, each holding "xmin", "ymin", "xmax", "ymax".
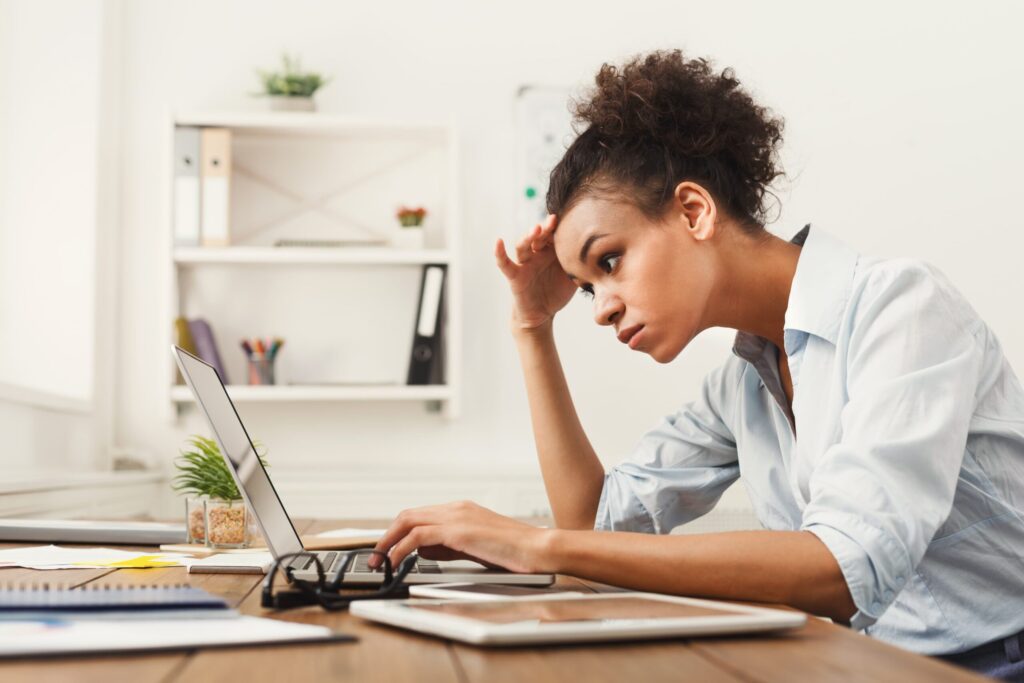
[
  {"xmin": 495, "ymin": 214, "xmax": 577, "ymax": 333},
  {"xmin": 368, "ymin": 500, "xmax": 554, "ymax": 574}
]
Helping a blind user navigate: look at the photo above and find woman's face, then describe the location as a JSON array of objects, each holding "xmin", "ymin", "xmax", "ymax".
[{"xmin": 553, "ymin": 195, "xmax": 716, "ymax": 363}]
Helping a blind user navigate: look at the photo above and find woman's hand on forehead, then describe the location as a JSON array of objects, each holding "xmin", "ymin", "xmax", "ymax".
[
  {"xmin": 530, "ymin": 213, "xmax": 559, "ymax": 254},
  {"xmin": 514, "ymin": 213, "xmax": 558, "ymax": 266},
  {"xmin": 494, "ymin": 213, "xmax": 576, "ymax": 331}
]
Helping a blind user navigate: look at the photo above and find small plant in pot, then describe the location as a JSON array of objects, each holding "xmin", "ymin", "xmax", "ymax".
[
  {"xmin": 393, "ymin": 205, "xmax": 428, "ymax": 249},
  {"xmin": 255, "ymin": 53, "xmax": 329, "ymax": 111},
  {"xmin": 172, "ymin": 436, "xmax": 267, "ymax": 548}
]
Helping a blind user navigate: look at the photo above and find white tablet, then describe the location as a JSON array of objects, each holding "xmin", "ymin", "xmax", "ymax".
[
  {"xmin": 408, "ymin": 583, "xmax": 585, "ymax": 601},
  {"xmin": 350, "ymin": 592, "xmax": 807, "ymax": 646}
]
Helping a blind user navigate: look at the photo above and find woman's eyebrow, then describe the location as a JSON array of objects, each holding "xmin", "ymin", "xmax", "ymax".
[{"xmin": 578, "ymin": 233, "xmax": 609, "ymax": 264}]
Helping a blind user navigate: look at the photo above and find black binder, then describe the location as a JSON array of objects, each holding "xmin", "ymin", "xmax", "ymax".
[{"xmin": 407, "ymin": 265, "xmax": 446, "ymax": 385}]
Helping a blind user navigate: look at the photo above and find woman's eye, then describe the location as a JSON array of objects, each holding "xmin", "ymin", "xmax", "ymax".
[
  {"xmin": 599, "ymin": 254, "xmax": 621, "ymax": 273},
  {"xmin": 578, "ymin": 285, "xmax": 594, "ymax": 300}
]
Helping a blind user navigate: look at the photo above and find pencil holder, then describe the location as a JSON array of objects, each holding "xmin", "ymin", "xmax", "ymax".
[{"xmin": 247, "ymin": 358, "xmax": 276, "ymax": 385}]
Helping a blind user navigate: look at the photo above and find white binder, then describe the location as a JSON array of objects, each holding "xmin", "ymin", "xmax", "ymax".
[
  {"xmin": 173, "ymin": 126, "xmax": 201, "ymax": 246},
  {"xmin": 200, "ymin": 127, "xmax": 231, "ymax": 246}
]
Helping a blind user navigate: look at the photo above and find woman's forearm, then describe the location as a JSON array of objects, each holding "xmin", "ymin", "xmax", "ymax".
[
  {"xmin": 538, "ymin": 528, "xmax": 857, "ymax": 622},
  {"xmin": 514, "ymin": 323, "xmax": 606, "ymax": 530}
]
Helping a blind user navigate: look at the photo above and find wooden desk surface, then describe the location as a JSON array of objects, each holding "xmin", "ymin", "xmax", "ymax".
[{"xmin": 0, "ymin": 520, "xmax": 986, "ymax": 683}]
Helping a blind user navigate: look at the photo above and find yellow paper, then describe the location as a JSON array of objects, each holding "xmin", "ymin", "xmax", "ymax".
[{"xmin": 75, "ymin": 555, "xmax": 180, "ymax": 569}]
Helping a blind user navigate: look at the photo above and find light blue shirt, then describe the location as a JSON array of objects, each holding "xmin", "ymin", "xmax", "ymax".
[{"xmin": 595, "ymin": 225, "xmax": 1024, "ymax": 655}]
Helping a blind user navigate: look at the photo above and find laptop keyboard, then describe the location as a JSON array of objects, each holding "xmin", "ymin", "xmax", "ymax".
[{"xmin": 292, "ymin": 552, "xmax": 441, "ymax": 574}]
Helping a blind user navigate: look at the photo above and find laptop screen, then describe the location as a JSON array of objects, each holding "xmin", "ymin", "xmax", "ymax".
[{"xmin": 172, "ymin": 346, "xmax": 304, "ymax": 558}]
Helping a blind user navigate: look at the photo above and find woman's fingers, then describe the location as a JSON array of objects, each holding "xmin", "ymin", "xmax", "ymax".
[
  {"xmin": 371, "ymin": 503, "xmax": 457, "ymax": 567},
  {"xmin": 494, "ymin": 239, "xmax": 517, "ymax": 279},
  {"xmin": 532, "ymin": 214, "xmax": 559, "ymax": 252},
  {"xmin": 538, "ymin": 213, "xmax": 557, "ymax": 237},
  {"xmin": 517, "ymin": 224, "xmax": 545, "ymax": 262},
  {"xmin": 387, "ymin": 524, "xmax": 445, "ymax": 568},
  {"xmin": 530, "ymin": 222, "xmax": 545, "ymax": 252},
  {"xmin": 371, "ymin": 501, "xmax": 485, "ymax": 568},
  {"xmin": 369, "ymin": 502, "xmax": 535, "ymax": 573},
  {"xmin": 381, "ymin": 514, "xmax": 425, "ymax": 548}
]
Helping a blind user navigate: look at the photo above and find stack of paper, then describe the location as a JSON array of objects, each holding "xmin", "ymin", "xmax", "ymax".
[
  {"xmin": 0, "ymin": 616, "xmax": 350, "ymax": 657},
  {"xmin": 187, "ymin": 552, "xmax": 274, "ymax": 575},
  {"xmin": 0, "ymin": 545, "xmax": 192, "ymax": 570}
]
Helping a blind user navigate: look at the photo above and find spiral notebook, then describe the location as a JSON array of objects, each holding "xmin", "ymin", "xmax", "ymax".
[
  {"xmin": 0, "ymin": 584, "xmax": 353, "ymax": 657},
  {"xmin": 0, "ymin": 583, "xmax": 230, "ymax": 620}
]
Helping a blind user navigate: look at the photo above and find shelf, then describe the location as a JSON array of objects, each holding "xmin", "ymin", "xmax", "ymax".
[
  {"xmin": 165, "ymin": 110, "xmax": 461, "ymax": 420},
  {"xmin": 173, "ymin": 246, "xmax": 451, "ymax": 266},
  {"xmin": 174, "ymin": 111, "xmax": 449, "ymax": 138},
  {"xmin": 170, "ymin": 384, "xmax": 452, "ymax": 403}
]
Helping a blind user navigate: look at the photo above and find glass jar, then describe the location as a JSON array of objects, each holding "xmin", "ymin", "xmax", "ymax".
[
  {"xmin": 246, "ymin": 511, "xmax": 264, "ymax": 548},
  {"xmin": 204, "ymin": 498, "xmax": 250, "ymax": 548},
  {"xmin": 184, "ymin": 496, "xmax": 207, "ymax": 544}
]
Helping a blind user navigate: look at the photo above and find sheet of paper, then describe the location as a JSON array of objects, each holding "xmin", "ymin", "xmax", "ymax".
[
  {"xmin": 186, "ymin": 552, "xmax": 274, "ymax": 574},
  {"xmin": 0, "ymin": 545, "xmax": 192, "ymax": 570},
  {"xmin": 0, "ymin": 615, "xmax": 337, "ymax": 656},
  {"xmin": 315, "ymin": 528, "xmax": 387, "ymax": 539},
  {"xmin": 160, "ymin": 543, "xmax": 268, "ymax": 555}
]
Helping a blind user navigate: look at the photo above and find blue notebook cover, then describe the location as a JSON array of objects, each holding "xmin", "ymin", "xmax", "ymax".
[{"xmin": 0, "ymin": 584, "xmax": 229, "ymax": 618}]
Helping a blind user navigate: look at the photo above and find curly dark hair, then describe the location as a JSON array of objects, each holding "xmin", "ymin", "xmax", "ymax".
[{"xmin": 546, "ymin": 50, "xmax": 785, "ymax": 230}]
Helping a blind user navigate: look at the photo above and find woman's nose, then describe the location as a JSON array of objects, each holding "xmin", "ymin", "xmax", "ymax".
[{"xmin": 593, "ymin": 291, "xmax": 623, "ymax": 327}]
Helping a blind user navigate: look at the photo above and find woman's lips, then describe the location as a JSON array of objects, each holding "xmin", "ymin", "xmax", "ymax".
[
  {"xmin": 628, "ymin": 326, "xmax": 646, "ymax": 350},
  {"xmin": 618, "ymin": 325, "xmax": 645, "ymax": 348}
]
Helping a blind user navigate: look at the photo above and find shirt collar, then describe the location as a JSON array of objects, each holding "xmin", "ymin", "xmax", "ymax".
[{"xmin": 732, "ymin": 225, "xmax": 860, "ymax": 362}]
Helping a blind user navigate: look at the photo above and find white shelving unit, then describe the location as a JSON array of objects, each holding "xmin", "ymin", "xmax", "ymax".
[
  {"xmin": 162, "ymin": 111, "xmax": 461, "ymax": 418},
  {"xmin": 174, "ymin": 247, "xmax": 452, "ymax": 266},
  {"xmin": 169, "ymin": 384, "xmax": 453, "ymax": 403}
]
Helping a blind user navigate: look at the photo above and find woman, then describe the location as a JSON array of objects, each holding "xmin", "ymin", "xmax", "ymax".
[{"xmin": 372, "ymin": 50, "xmax": 1024, "ymax": 678}]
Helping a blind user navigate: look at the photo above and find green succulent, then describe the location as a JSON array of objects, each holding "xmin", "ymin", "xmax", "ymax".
[
  {"xmin": 257, "ymin": 53, "xmax": 328, "ymax": 97},
  {"xmin": 172, "ymin": 435, "xmax": 267, "ymax": 501}
]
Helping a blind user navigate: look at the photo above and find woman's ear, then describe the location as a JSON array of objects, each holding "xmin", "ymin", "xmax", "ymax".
[{"xmin": 672, "ymin": 182, "xmax": 717, "ymax": 241}]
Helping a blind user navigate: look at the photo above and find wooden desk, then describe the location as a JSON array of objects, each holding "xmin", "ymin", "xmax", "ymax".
[{"xmin": 0, "ymin": 520, "xmax": 987, "ymax": 683}]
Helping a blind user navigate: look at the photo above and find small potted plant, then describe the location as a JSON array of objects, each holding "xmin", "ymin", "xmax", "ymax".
[
  {"xmin": 255, "ymin": 53, "xmax": 329, "ymax": 111},
  {"xmin": 172, "ymin": 436, "xmax": 266, "ymax": 548},
  {"xmin": 393, "ymin": 205, "xmax": 428, "ymax": 249}
]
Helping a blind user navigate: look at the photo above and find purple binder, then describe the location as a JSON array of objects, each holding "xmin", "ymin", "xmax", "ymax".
[{"xmin": 188, "ymin": 318, "xmax": 230, "ymax": 384}]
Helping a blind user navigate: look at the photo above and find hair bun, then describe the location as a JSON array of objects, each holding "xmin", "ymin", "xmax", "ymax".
[{"xmin": 551, "ymin": 49, "xmax": 784, "ymax": 224}]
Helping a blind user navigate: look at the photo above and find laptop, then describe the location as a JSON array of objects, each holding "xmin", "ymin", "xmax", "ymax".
[{"xmin": 172, "ymin": 345, "xmax": 554, "ymax": 586}]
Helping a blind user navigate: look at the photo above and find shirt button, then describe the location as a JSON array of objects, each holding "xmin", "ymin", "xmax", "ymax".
[
  {"xmin": 884, "ymin": 591, "xmax": 894, "ymax": 601},
  {"xmin": 896, "ymin": 575, "xmax": 905, "ymax": 584},
  {"xmin": 872, "ymin": 601, "xmax": 882, "ymax": 612}
]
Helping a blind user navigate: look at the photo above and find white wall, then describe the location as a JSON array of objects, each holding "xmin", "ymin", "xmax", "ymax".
[
  {"xmin": 0, "ymin": 0, "xmax": 121, "ymax": 473},
  {"xmin": 115, "ymin": 1, "xmax": 1024, "ymax": 518},
  {"xmin": 0, "ymin": 0, "xmax": 99, "ymax": 401}
]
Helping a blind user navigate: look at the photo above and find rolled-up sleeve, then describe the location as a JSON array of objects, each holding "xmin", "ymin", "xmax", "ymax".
[
  {"xmin": 596, "ymin": 363, "xmax": 740, "ymax": 533},
  {"xmin": 801, "ymin": 264, "xmax": 984, "ymax": 631}
]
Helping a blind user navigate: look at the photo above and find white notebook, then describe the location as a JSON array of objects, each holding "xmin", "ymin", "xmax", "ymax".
[
  {"xmin": 0, "ymin": 616, "xmax": 349, "ymax": 658},
  {"xmin": 187, "ymin": 552, "xmax": 275, "ymax": 575}
]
